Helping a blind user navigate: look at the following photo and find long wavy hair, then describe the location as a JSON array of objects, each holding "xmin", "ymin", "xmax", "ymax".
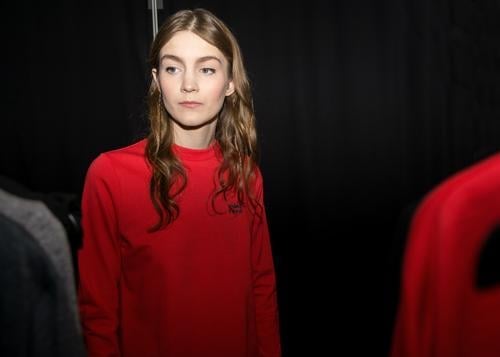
[{"xmin": 146, "ymin": 8, "xmax": 259, "ymax": 231}]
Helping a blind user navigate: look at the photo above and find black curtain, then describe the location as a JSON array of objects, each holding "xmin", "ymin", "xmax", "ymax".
[{"xmin": 2, "ymin": 0, "xmax": 499, "ymax": 356}]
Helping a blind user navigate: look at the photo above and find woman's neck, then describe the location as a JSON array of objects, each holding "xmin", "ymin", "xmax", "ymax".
[{"xmin": 172, "ymin": 120, "xmax": 217, "ymax": 149}]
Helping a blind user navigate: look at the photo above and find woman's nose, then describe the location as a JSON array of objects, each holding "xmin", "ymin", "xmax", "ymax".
[{"xmin": 181, "ymin": 73, "xmax": 199, "ymax": 93}]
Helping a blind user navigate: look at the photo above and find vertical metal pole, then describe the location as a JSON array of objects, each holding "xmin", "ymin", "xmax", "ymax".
[{"xmin": 151, "ymin": 0, "xmax": 158, "ymax": 38}]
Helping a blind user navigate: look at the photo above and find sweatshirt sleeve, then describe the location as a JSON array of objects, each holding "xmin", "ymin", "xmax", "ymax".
[
  {"xmin": 251, "ymin": 170, "xmax": 282, "ymax": 357},
  {"xmin": 78, "ymin": 154, "xmax": 122, "ymax": 357}
]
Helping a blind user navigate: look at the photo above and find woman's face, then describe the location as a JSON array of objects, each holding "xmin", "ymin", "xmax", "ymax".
[{"xmin": 153, "ymin": 31, "xmax": 234, "ymax": 132}]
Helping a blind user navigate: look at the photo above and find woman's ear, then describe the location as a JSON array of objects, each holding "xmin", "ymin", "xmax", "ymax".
[
  {"xmin": 225, "ymin": 80, "xmax": 235, "ymax": 96},
  {"xmin": 152, "ymin": 68, "xmax": 159, "ymax": 89}
]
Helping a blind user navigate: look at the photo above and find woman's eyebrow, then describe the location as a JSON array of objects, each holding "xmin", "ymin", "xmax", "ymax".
[
  {"xmin": 160, "ymin": 54, "xmax": 222, "ymax": 64},
  {"xmin": 197, "ymin": 56, "xmax": 222, "ymax": 64}
]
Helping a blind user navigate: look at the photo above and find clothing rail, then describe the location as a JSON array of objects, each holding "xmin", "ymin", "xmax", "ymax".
[{"xmin": 148, "ymin": 0, "xmax": 164, "ymax": 38}]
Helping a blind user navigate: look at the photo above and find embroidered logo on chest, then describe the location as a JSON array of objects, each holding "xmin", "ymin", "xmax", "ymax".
[{"xmin": 228, "ymin": 203, "xmax": 243, "ymax": 214}]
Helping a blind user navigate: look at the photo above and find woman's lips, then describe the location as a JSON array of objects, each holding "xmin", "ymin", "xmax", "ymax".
[{"xmin": 179, "ymin": 101, "xmax": 202, "ymax": 109}]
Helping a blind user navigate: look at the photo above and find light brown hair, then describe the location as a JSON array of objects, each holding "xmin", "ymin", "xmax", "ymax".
[{"xmin": 146, "ymin": 8, "xmax": 259, "ymax": 231}]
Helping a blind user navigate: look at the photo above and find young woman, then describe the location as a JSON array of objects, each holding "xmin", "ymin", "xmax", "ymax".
[{"xmin": 78, "ymin": 8, "xmax": 281, "ymax": 357}]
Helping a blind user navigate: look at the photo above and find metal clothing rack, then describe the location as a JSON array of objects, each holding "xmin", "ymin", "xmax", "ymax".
[{"xmin": 148, "ymin": 0, "xmax": 164, "ymax": 38}]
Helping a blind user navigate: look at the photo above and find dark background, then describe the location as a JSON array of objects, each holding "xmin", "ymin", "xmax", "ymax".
[{"xmin": 2, "ymin": 0, "xmax": 499, "ymax": 356}]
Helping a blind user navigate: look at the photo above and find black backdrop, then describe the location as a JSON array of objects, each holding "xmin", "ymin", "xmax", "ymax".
[{"xmin": 2, "ymin": 0, "xmax": 499, "ymax": 356}]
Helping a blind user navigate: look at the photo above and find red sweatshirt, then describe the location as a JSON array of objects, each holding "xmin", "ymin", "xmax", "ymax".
[
  {"xmin": 78, "ymin": 139, "xmax": 281, "ymax": 357},
  {"xmin": 391, "ymin": 154, "xmax": 500, "ymax": 357}
]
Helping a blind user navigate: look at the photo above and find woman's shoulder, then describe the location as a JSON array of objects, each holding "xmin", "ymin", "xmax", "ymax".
[
  {"xmin": 102, "ymin": 138, "xmax": 147, "ymax": 160},
  {"xmin": 86, "ymin": 139, "xmax": 148, "ymax": 178}
]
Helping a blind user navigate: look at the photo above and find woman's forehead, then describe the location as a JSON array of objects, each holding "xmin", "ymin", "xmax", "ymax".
[{"xmin": 160, "ymin": 31, "xmax": 226, "ymax": 64}]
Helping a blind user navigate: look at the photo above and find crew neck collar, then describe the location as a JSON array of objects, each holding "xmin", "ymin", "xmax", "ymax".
[{"xmin": 172, "ymin": 141, "xmax": 220, "ymax": 161}]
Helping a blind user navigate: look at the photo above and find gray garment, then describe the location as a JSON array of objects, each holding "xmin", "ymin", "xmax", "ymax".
[
  {"xmin": 0, "ymin": 212, "xmax": 78, "ymax": 356},
  {"xmin": 0, "ymin": 189, "xmax": 84, "ymax": 349}
]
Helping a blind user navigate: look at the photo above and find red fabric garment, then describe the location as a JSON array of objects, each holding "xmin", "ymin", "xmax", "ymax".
[
  {"xmin": 78, "ymin": 139, "xmax": 281, "ymax": 357},
  {"xmin": 391, "ymin": 153, "xmax": 500, "ymax": 357}
]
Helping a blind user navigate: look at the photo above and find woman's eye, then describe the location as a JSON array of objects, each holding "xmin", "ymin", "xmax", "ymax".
[
  {"xmin": 200, "ymin": 68, "xmax": 216, "ymax": 75},
  {"xmin": 165, "ymin": 67, "xmax": 180, "ymax": 74}
]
